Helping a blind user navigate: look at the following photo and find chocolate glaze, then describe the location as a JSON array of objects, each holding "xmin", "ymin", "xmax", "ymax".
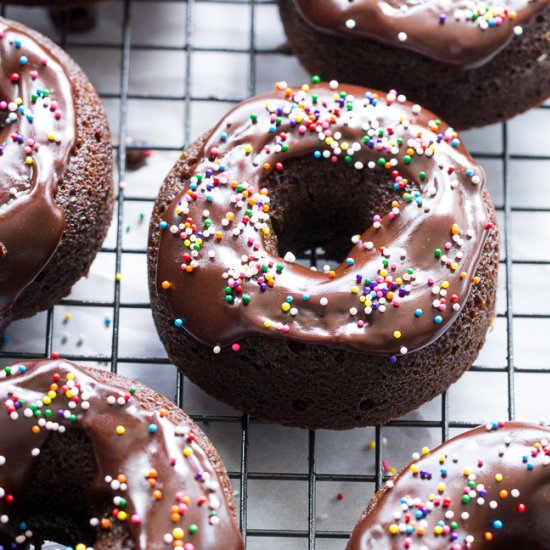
[
  {"xmin": 155, "ymin": 83, "xmax": 492, "ymax": 356},
  {"xmin": 348, "ymin": 422, "xmax": 550, "ymax": 549},
  {"xmin": 292, "ymin": 0, "xmax": 550, "ymax": 68},
  {"xmin": 0, "ymin": 359, "xmax": 244, "ymax": 549},
  {"xmin": 0, "ymin": 18, "xmax": 75, "ymax": 330}
]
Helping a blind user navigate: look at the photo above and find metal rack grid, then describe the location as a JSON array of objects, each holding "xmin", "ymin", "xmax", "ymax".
[{"xmin": 0, "ymin": 1, "xmax": 549, "ymax": 548}]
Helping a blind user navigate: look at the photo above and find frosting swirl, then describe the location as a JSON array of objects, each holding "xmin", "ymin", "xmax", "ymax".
[
  {"xmin": 0, "ymin": 18, "xmax": 75, "ymax": 328},
  {"xmin": 292, "ymin": 0, "xmax": 550, "ymax": 68},
  {"xmin": 0, "ymin": 359, "xmax": 244, "ymax": 549},
  {"xmin": 155, "ymin": 82, "xmax": 493, "ymax": 357}
]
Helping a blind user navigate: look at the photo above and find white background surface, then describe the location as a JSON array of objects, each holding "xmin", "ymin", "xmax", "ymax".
[{"xmin": 1, "ymin": 1, "xmax": 549, "ymax": 548}]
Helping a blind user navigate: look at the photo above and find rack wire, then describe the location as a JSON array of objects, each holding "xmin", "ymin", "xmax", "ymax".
[{"xmin": 0, "ymin": 1, "xmax": 549, "ymax": 548}]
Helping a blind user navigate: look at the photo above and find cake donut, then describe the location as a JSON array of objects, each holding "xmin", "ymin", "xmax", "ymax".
[
  {"xmin": 148, "ymin": 80, "xmax": 498, "ymax": 429},
  {"xmin": 0, "ymin": 358, "xmax": 244, "ymax": 549},
  {"xmin": 0, "ymin": 17, "xmax": 113, "ymax": 332},
  {"xmin": 348, "ymin": 421, "xmax": 550, "ymax": 549},
  {"xmin": 279, "ymin": 0, "xmax": 550, "ymax": 129}
]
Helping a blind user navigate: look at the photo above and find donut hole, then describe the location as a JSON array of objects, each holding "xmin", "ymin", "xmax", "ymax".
[
  {"xmin": 15, "ymin": 429, "xmax": 131, "ymax": 548},
  {"xmin": 265, "ymin": 157, "xmax": 399, "ymax": 264}
]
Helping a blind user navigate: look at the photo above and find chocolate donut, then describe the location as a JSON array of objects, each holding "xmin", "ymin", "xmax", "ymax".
[
  {"xmin": 348, "ymin": 422, "xmax": 550, "ymax": 549},
  {"xmin": 0, "ymin": 358, "xmax": 244, "ymax": 549},
  {"xmin": 0, "ymin": 17, "xmax": 113, "ymax": 331},
  {"xmin": 148, "ymin": 81, "xmax": 498, "ymax": 429},
  {"xmin": 279, "ymin": 0, "xmax": 550, "ymax": 129}
]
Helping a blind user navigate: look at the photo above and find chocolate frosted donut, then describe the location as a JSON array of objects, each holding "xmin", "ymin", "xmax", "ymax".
[
  {"xmin": 348, "ymin": 422, "xmax": 550, "ymax": 549},
  {"xmin": 279, "ymin": 0, "xmax": 550, "ymax": 129},
  {"xmin": 0, "ymin": 17, "xmax": 113, "ymax": 331},
  {"xmin": 0, "ymin": 358, "xmax": 244, "ymax": 549},
  {"xmin": 148, "ymin": 81, "xmax": 498, "ymax": 429}
]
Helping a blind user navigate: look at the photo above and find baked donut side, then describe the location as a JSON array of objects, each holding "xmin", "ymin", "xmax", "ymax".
[
  {"xmin": 148, "ymin": 83, "xmax": 498, "ymax": 429},
  {"xmin": 0, "ymin": 17, "xmax": 113, "ymax": 327},
  {"xmin": 279, "ymin": 0, "xmax": 550, "ymax": 129},
  {"xmin": 0, "ymin": 358, "xmax": 244, "ymax": 549},
  {"xmin": 347, "ymin": 422, "xmax": 550, "ymax": 549}
]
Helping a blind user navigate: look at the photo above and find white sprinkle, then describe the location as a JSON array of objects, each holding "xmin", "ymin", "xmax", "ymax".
[
  {"xmin": 329, "ymin": 80, "xmax": 339, "ymax": 90},
  {"xmin": 345, "ymin": 18, "xmax": 356, "ymax": 29},
  {"xmin": 284, "ymin": 251, "xmax": 296, "ymax": 263},
  {"xmin": 320, "ymin": 297, "xmax": 328, "ymax": 306},
  {"xmin": 398, "ymin": 32, "xmax": 408, "ymax": 42},
  {"xmin": 213, "ymin": 345, "xmax": 221, "ymax": 354},
  {"xmin": 514, "ymin": 25, "xmax": 523, "ymax": 36}
]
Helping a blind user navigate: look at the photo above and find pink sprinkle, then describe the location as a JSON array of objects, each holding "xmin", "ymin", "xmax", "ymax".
[
  {"xmin": 428, "ymin": 277, "xmax": 435, "ymax": 285},
  {"xmin": 130, "ymin": 514, "xmax": 141, "ymax": 524},
  {"xmin": 231, "ymin": 343, "xmax": 240, "ymax": 352},
  {"xmin": 281, "ymin": 325, "xmax": 290, "ymax": 333}
]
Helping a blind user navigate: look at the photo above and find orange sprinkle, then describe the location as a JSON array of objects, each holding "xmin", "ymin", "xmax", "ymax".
[
  {"xmin": 152, "ymin": 489, "xmax": 163, "ymax": 500},
  {"xmin": 499, "ymin": 490, "xmax": 509, "ymax": 498},
  {"xmin": 484, "ymin": 532, "xmax": 493, "ymax": 541},
  {"xmin": 32, "ymin": 425, "xmax": 40, "ymax": 434},
  {"xmin": 161, "ymin": 281, "xmax": 171, "ymax": 290}
]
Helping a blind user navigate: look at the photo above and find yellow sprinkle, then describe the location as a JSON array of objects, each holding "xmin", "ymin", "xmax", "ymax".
[
  {"xmin": 116, "ymin": 425, "xmax": 125, "ymax": 435},
  {"xmin": 25, "ymin": 157, "xmax": 33, "ymax": 165},
  {"xmin": 264, "ymin": 321, "xmax": 271, "ymax": 328},
  {"xmin": 439, "ymin": 454, "xmax": 446, "ymax": 464},
  {"xmin": 421, "ymin": 447, "xmax": 430, "ymax": 455},
  {"xmin": 244, "ymin": 144, "xmax": 253, "ymax": 154},
  {"xmin": 16, "ymin": 97, "xmax": 22, "ymax": 105},
  {"xmin": 463, "ymin": 468, "xmax": 470, "ymax": 477},
  {"xmin": 183, "ymin": 447, "xmax": 193, "ymax": 457},
  {"xmin": 281, "ymin": 303, "xmax": 291, "ymax": 312},
  {"xmin": 495, "ymin": 473, "xmax": 503, "ymax": 482},
  {"xmin": 48, "ymin": 134, "xmax": 55, "ymax": 142},
  {"xmin": 117, "ymin": 511, "xmax": 128, "ymax": 521},
  {"xmin": 368, "ymin": 440, "xmax": 376, "ymax": 449},
  {"xmin": 48, "ymin": 390, "xmax": 56, "ymax": 399},
  {"xmin": 115, "ymin": 273, "xmax": 122, "ymax": 282},
  {"xmin": 434, "ymin": 525, "xmax": 443, "ymax": 535},
  {"xmin": 76, "ymin": 545, "xmax": 87, "ymax": 550},
  {"xmin": 42, "ymin": 397, "xmax": 51, "ymax": 406},
  {"xmin": 410, "ymin": 464, "xmax": 419, "ymax": 474},
  {"xmin": 437, "ymin": 483, "xmax": 446, "ymax": 493},
  {"xmin": 173, "ymin": 528, "xmax": 185, "ymax": 540},
  {"xmin": 64, "ymin": 313, "xmax": 72, "ymax": 321},
  {"xmin": 393, "ymin": 331, "xmax": 402, "ymax": 339},
  {"xmin": 66, "ymin": 374, "xmax": 74, "ymax": 381},
  {"xmin": 389, "ymin": 524, "xmax": 399, "ymax": 535},
  {"xmin": 441, "ymin": 281, "xmax": 449, "ymax": 289},
  {"xmin": 351, "ymin": 286, "xmax": 359, "ymax": 294}
]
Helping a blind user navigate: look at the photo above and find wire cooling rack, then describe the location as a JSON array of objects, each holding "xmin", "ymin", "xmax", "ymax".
[{"xmin": 0, "ymin": 1, "xmax": 549, "ymax": 549}]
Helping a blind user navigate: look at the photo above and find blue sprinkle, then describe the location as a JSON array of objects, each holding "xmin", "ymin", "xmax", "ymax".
[
  {"xmin": 19, "ymin": 56, "xmax": 28, "ymax": 65},
  {"xmin": 148, "ymin": 424, "xmax": 158, "ymax": 434},
  {"xmin": 286, "ymin": 296, "xmax": 293, "ymax": 303},
  {"xmin": 174, "ymin": 318, "xmax": 184, "ymax": 328},
  {"xmin": 451, "ymin": 138, "xmax": 460, "ymax": 148},
  {"xmin": 159, "ymin": 220, "xmax": 168, "ymax": 229},
  {"xmin": 434, "ymin": 315, "xmax": 443, "ymax": 324},
  {"xmin": 493, "ymin": 520, "xmax": 503, "ymax": 529},
  {"xmin": 14, "ymin": 39, "xmax": 21, "ymax": 48},
  {"xmin": 415, "ymin": 309, "xmax": 423, "ymax": 317},
  {"xmin": 313, "ymin": 151, "xmax": 322, "ymax": 159},
  {"xmin": 220, "ymin": 132, "xmax": 228, "ymax": 141},
  {"xmin": 346, "ymin": 258, "xmax": 355, "ymax": 266},
  {"xmin": 302, "ymin": 294, "xmax": 310, "ymax": 301}
]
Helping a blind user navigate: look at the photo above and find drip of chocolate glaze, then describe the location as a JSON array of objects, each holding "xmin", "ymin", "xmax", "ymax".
[
  {"xmin": 0, "ymin": 18, "xmax": 75, "ymax": 330},
  {"xmin": 293, "ymin": 0, "xmax": 550, "ymax": 68},
  {"xmin": 0, "ymin": 359, "xmax": 244, "ymax": 549},
  {"xmin": 155, "ymin": 83, "xmax": 492, "ymax": 356},
  {"xmin": 348, "ymin": 422, "xmax": 550, "ymax": 549}
]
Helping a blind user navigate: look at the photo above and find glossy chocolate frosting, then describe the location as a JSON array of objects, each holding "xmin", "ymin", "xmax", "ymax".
[
  {"xmin": 155, "ymin": 82, "xmax": 492, "ymax": 356},
  {"xmin": 348, "ymin": 422, "xmax": 550, "ymax": 549},
  {"xmin": 0, "ymin": 18, "xmax": 75, "ymax": 329},
  {"xmin": 0, "ymin": 359, "xmax": 244, "ymax": 549},
  {"xmin": 293, "ymin": 0, "xmax": 550, "ymax": 68}
]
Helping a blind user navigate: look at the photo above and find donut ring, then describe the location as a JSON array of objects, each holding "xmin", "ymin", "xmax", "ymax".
[
  {"xmin": 0, "ymin": 17, "xmax": 113, "ymax": 330},
  {"xmin": 149, "ymin": 81, "xmax": 498, "ymax": 428},
  {"xmin": 0, "ymin": 359, "xmax": 244, "ymax": 549},
  {"xmin": 348, "ymin": 422, "xmax": 550, "ymax": 549}
]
